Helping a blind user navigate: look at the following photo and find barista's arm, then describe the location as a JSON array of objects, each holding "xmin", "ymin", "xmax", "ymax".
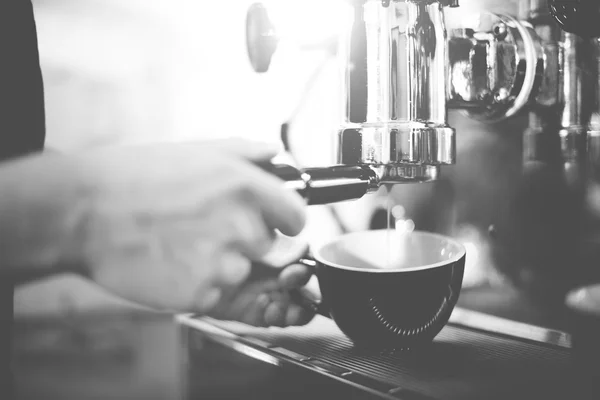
[
  {"xmin": 0, "ymin": 142, "xmax": 315, "ymax": 326},
  {"xmin": 0, "ymin": 152, "xmax": 92, "ymax": 284}
]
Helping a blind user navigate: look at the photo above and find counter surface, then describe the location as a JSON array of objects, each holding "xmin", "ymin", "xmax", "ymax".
[{"xmin": 12, "ymin": 285, "xmax": 573, "ymax": 400}]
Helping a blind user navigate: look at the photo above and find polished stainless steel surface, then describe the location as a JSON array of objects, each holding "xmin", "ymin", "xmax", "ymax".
[
  {"xmin": 405, "ymin": 2, "xmax": 447, "ymax": 123},
  {"xmin": 483, "ymin": 0, "xmax": 600, "ymax": 303},
  {"xmin": 590, "ymin": 39, "xmax": 600, "ymax": 182},
  {"xmin": 559, "ymin": 32, "xmax": 588, "ymax": 188},
  {"xmin": 376, "ymin": 164, "xmax": 441, "ymax": 183},
  {"xmin": 338, "ymin": 124, "xmax": 455, "ymax": 164},
  {"xmin": 248, "ymin": 0, "xmax": 563, "ymax": 195},
  {"xmin": 246, "ymin": 0, "xmax": 600, "ymax": 304},
  {"xmin": 516, "ymin": 0, "xmax": 597, "ymax": 189},
  {"xmin": 367, "ymin": 0, "xmax": 600, "ymax": 305},
  {"xmin": 447, "ymin": 14, "xmax": 541, "ymax": 121},
  {"xmin": 336, "ymin": 0, "xmax": 456, "ymax": 184}
]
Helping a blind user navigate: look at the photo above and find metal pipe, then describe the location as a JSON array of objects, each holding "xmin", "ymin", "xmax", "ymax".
[{"xmin": 258, "ymin": 162, "xmax": 378, "ymax": 205}]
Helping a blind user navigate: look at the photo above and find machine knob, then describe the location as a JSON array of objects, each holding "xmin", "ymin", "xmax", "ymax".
[
  {"xmin": 548, "ymin": 0, "xmax": 600, "ymax": 38},
  {"xmin": 246, "ymin": 3, "xmax": 278, "ymax": 73}
]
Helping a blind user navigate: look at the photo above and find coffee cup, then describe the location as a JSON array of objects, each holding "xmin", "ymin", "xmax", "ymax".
[{"xmin": 291, "ymin": 229, "xmax": 466, "ymax": 350}]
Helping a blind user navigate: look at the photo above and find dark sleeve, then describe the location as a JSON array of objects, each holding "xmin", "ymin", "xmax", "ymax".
[
  {"xmin": 0, "ymin": 0, "xmax": 46, "ymax": 159},
  {"xmin": 0, "ymin": 0, "xmax": 47, "ymax": 397}
]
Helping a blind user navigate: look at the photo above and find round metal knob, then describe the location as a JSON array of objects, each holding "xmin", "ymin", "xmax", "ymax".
[{"xmin": 246, "ymin": 3, "xmax": 278, "ymax": 73}]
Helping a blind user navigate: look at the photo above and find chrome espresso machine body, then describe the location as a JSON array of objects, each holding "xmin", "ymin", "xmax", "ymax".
[
  {"xmin": 247, "ymin": 0, "xmax": 600, "ymax": 305},
  {"xmin": 180, "ymin": 1, "xmax": 600, "ymax": 399}
]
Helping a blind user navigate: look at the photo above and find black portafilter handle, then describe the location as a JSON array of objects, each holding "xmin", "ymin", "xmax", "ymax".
[
  {"xmin": 548, "ymin": 0, "xmax": 600, "ymax": 38},
  {"xmin": 257, "ymin": 162, "xmax": 378, "ymax": 205}
]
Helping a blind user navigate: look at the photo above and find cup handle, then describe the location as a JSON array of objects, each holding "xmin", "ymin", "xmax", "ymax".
[{"xmin": 289, "ymin": 258, "xmax": 331, "ymax": 318}]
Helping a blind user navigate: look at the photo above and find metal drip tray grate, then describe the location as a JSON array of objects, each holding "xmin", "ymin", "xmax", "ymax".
[{"xmin": 180, "ymin": 311, "xmax": 576, "ymax": 400}]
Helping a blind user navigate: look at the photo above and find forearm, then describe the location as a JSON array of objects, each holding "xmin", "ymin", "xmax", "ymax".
[{"xmin": 0, "ymin": 152, "xmax": 93, "ymax": 283}]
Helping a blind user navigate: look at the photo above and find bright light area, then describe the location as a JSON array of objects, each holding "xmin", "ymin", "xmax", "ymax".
[
  {"xmin": 263, "ymin": 0, "xmax": 352, "ymax": 47},
  {"xmin": 462, "ymin": 241, "xmax": 480, "ymax": 271},
  {"xmin": 395, "ymin": 218, "xmax": 415, "ymax": 234},
  {"xmin": 453, "ymin": 225, "xmax": 505, "ymax": 288},
  {"xmin": 392, "ymin": 205, "xmax": 406, "ymax": 220}
]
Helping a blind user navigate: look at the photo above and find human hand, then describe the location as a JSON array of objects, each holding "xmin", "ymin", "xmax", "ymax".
[
  {"xmin": 207, "ymin": 261, "xmax": 316, "ymax": 327},
  {"xmin": 77, "ymin": 139, "xmax": 308, "ymax": 321}
]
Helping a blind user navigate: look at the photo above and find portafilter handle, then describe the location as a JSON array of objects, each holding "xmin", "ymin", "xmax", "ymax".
[{"xmin": 257, "ymin": 162, "xmax": 379, "ymax": 205}]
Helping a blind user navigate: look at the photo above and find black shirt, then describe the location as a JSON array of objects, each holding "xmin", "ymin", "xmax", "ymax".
[{"xmin": 0, "ymin": 0, "xmax": 46, "ymax": 397}]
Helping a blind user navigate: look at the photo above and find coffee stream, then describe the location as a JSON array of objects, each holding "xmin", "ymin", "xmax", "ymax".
[
  {"xmin": 382, "ymin": 184, "xmax": 414, "ymax": 270},
  {"xmin": 387, "ymin": 198, "xmax": 392, "ymax": 269},
  {"xmin": 384, "ymin": 184, "xmax": 393, "ymax": 269},
  {"xmin": 337, "ymin": 185, "xmax": 415, "ymax": 271}
]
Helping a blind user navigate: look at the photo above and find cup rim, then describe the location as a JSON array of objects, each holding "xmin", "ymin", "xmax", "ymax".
[{"xmin": 312, "ymin": 229, "xmax": 466, "ymax": 273}]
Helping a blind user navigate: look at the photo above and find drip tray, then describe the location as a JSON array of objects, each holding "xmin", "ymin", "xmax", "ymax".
[{"xmin": 179, "ymin": 309, "xmax": 578, "ymax": 400}]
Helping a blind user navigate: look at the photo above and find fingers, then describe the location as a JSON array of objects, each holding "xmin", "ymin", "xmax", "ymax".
[
  {"xmin": 239, "ymin": 293, "xmax": 270, "ymax": 326},
  {"xmin": 259, "ymin": 232, "xmax": 309, "ymax": 267},
  {"xmin": 238, "ymin": 162, "xmax": 307, "ymax": 238},
  {"xmin": 195, "ymin": 287, "xmax": 223, "ymax": 313},
  {"xmin": 264, "ymin": 291, "xmax": 315, "ymax": 327},
  {"xmin": 285, "ymin": 304, "xmax": 315, "ymax": 326},
  {"xmin": 278, "ymin": 263, "xmax": 314, "ymax": 290},
  {"xmin": 210, "ymin": 281, "xmax": 275, "ymax": 327},
  {"xmin": 225, "ymin": 263, "xmax": 315, "ymax": 327},
  {"xmin": 238, "ymin": 290, "xmax": 304, "ymax": 328},
  {"xmin": 264, "ymin": 301, "xmax": 288, "ymax": 327},
  {"xmin": 186, "ymin": 141, "xmax": 306, "ymax": 240},
  {"xmin": 206, "ymin": 274, "xmax": 315, "ymax": 328},
  {"xmin": 278, "ymin": 265, "xmax": 316, "ymax": 326},
  {"xmin": 214, "ymin": 251, "xmax": 253, "ymax": 287},
  {"xmin": 220, "ymin": 200, "xmax": 277, "ymax": 262}
]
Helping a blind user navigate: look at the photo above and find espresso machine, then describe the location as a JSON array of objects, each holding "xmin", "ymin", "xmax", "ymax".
[
  {"xmin": 246, "ymin": 0, "xmax": 600, "ymax": 305},
  {"xmin": 179, "ymin": 1, "xmax": 600, "ymax": 399}
]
